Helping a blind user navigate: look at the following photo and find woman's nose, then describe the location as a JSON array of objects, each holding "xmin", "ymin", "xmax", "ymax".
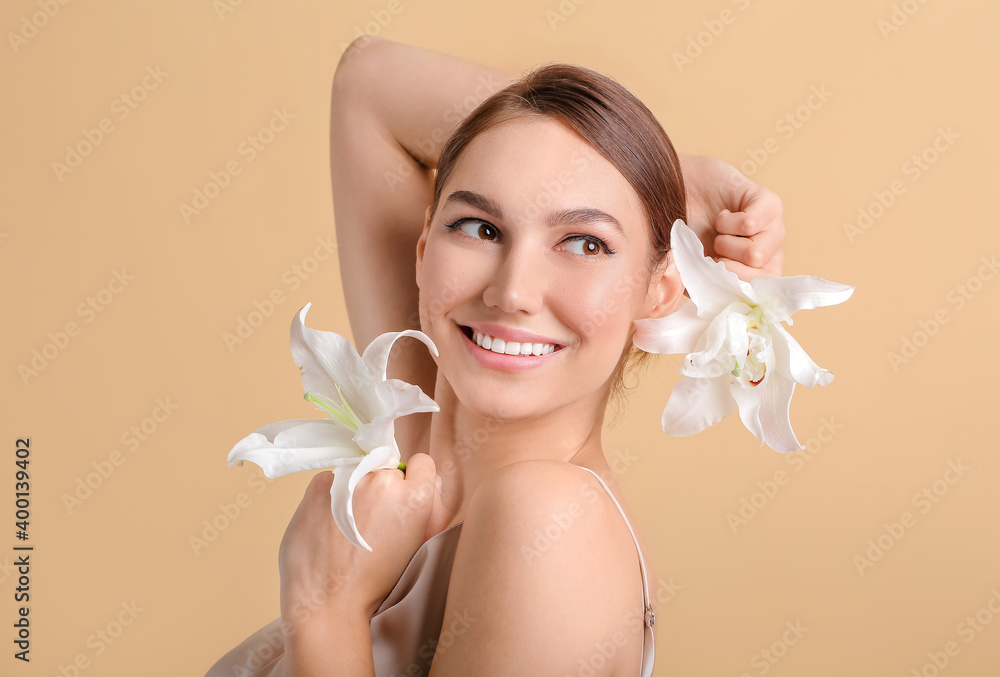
[{"xmin": 481, "ymin": 243, "xmax": 546, "ymax": 315}]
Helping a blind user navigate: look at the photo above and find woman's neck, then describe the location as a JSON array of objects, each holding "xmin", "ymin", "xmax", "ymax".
[{"xmin": 425, "ymin": 370, "xmax": 611, "ymax": 532}]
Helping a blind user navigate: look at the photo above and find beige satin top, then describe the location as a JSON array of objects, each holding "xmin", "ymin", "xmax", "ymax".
[{"xmin": 205, "ymin": 466, "xmax": 655, "ymax": 676}]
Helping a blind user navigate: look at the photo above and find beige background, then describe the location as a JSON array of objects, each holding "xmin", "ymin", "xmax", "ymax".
[{"xmin": 1, "ymin": 0, "xmax": 997, "ymax": 675}]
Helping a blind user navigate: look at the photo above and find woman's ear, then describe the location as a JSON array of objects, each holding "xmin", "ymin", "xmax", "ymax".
[
  {"xmin": 642, "ymin": 250, "xmax": 686, "ymax": 320},
  {"xmin": 415, "ymin": 205, "xmax": 432, "ymax": 281}
]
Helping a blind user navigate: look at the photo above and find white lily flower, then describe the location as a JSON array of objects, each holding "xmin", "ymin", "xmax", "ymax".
[
  {"xmin": 228, "ymin": 303, "xmax": 439, "ymax": 551},
  {"xmin": 633, "ymin": 220, "xmax": 854, "ymax": 453}
]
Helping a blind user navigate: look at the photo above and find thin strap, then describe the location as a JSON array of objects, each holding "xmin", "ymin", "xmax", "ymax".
[{"xmin": 578, "ymin": 466, "xmax": 656, "ymax": 676}]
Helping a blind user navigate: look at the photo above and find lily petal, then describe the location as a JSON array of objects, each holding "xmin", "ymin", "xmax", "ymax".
[
  {"xmin": 338, "ymin": 436, "xmax": 401, "ymax": 552},
  {"xmin": 771, "ymin": 323, "xmax": 834, "ymax": 387},
  {"xmin": 352, "ymin": 416, "xmax": 400, "ymax": 459},
  {"xmin": 725, "ymin": 308, "xmax": 751, "ymax": 367},
  {"xmin": 290, "ymin": 304, "xmax": 381, "ymax": 423},
  {"xmin": 729, "ymin": 330, "xmax": 778, "ymax": 445},
  {"xmin": 362, "ymin": 330, "xmax": 439, "ymax": 383},
  {"xmin": 661, "ymin": 376, "xmax": 737, "ymax": 436},
  {"xmin": 751, "ymin": 275, "xmax": 855, "ymax": 326},
  {"xmin": 329, "ymin": 462, "xmax": 368, "ymax": 551},
  {"xmin": 670, "ymin": 219, "xmax": 755, "ymax": 317},
  {"xmin": 374, "ymin": 378, "xmax": 440, "ymax": 419},
  {"xmin": 730, "ymin": 382, "xmax": 764, "ymax": 446},
  {"xmin": 756, "ymin": 374, "xmax": 803, "ymax": 453},
  {"xmin": 227, "ymin": 420, "xmax": 364, "ymax": 478},
  {"xmin": 633, "ymin": 298, "xmax": 710, "ymax": 354},
  {"xmin": 683, "ymin": 301, "xmax": 752, "ymax": 379}
]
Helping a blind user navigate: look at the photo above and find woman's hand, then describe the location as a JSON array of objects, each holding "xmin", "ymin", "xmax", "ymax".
[
  {"xmin": 277, "ymin": 453, "xmax": 443, "ymax": 632},
  {"xmin": 679, "ymin": 152, "xmax": 785, "ymax": 280}
]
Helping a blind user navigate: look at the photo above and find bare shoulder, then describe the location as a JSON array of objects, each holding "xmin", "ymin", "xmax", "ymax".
[{"xmin": 428, "ymin": 460, "xmax": 645, "ymax": 676}]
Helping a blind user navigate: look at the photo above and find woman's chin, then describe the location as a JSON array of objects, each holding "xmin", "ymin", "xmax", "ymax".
[{"xmin": 450, "ymin": 383, "xmax": 548, "ymax": 424}]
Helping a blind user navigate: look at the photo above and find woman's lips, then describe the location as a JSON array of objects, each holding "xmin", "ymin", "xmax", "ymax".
[
  {"xmin": 462, "ymin": 321, "xmax": 564, "ymax": 348},
  {"xmin": 456, "ymin": 323, "xmax": 562, "ymax": 372}
]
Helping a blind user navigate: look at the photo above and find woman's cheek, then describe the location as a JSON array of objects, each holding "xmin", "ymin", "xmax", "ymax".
[
  {"xmin": 419, "ymin": 245, "xmax": 479, "ymax": 328},
  {"xmin": 558, "ymin": 274, "xmax": 630, "ymax": 345}
]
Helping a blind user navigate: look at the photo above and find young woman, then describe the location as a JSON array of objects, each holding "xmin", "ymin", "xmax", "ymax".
[{"xmin": 207, "ymin": 37, "xmax": 785, "ymax": 677}]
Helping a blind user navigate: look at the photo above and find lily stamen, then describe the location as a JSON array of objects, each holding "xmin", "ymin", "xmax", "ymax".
[{"xmin": 304, "ymin": 388, "xmax": 363, "ymax": 431}]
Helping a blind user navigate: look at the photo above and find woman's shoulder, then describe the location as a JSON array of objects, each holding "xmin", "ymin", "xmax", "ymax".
[
  {"xmin": 475, "ymin": 458, "xmax": 612, "ymax": 512},
  {"xmin": 465, "ymin": 458, "xmax": 639, "ymax": 567},
  {"xmin": 428, "ymin": 459, "xmax": 644, "ymax": 674}
]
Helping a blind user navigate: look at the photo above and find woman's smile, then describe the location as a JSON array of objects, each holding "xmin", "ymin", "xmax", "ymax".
[{"xmin": 456, "ymin": 321, "xmax": 565, "ymax": 373}]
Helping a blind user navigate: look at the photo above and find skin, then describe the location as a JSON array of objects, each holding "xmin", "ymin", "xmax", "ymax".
[{"xmin": 275, "ymin": 37, "xmax": 788, "ymax": 676}]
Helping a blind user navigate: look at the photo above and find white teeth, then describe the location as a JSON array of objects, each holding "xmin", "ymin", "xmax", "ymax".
[{"xmin": 471, "ymin": 329, "xmax": 557, "ymax": 357}]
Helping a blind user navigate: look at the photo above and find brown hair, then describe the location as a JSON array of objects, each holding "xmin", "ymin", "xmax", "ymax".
[{"xmin": 430, "ymin": 63, "xmax": 686, "ymax": 420}]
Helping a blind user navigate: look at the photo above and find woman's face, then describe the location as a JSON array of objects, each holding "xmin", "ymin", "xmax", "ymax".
[{"xmin": 416, "ymin": 116, "xmax": 670, "ymax": 421}]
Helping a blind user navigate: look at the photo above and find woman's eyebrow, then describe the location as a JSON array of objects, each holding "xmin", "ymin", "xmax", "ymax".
[
  {"xmin": 442, "ymin": 191, "xmax": 625, "ymax": 239},
  {"xmin": 548, "ymin": 207, "xmax": 626, "ymax": 239},
  {"xmin": 443, "ymin": 190, "xmax": 504, "ymax": 219}
]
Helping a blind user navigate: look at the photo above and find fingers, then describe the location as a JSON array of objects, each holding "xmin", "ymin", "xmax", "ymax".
[
  {"xmin": 711, "ymin": 184, "xmax": 785, "ymax": 277},
  {"xmin": 297, "ymin": 470, "xmax": 335, "ymax": 512},
  {"xmin": 306, "ymin": 469, "xmax": 336, "ymax": 494},
  {"xmin": 714, "ymin": 226, "xmax": 783, "ymax": 271},
  {"xmin": 718, "ymin": 248, "xmax": 785, "ymax": 281},
  {"xmin": 405, "ymin": 453, "xmax": 449, "ymax": 540},
  {"xmin": 714, "ymin": 184, "xmax": 783, "ymax": 235},
  {"xmin": 401, "ymin": 452, "xmax": 438, "ymax": 504}
]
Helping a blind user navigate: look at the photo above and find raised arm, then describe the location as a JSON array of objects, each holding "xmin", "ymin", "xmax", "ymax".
[{"xmin": 330, "ymin": 38, "xmax": 517, "ymax": 411}]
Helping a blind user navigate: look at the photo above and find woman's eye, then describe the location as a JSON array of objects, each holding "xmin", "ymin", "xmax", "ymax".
[
  {"xmin": 561, "ymin": 236, "xmax": 607, "ymax": 257},
  {"xmin": 455, "ymin": 219, "xmax": 499, "ymax": 241}
]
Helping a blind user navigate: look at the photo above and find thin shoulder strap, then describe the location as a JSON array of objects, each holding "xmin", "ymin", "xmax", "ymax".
[{"xmin": 578, "ymin": 466, "xmax": 656, "ymax": 676}]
